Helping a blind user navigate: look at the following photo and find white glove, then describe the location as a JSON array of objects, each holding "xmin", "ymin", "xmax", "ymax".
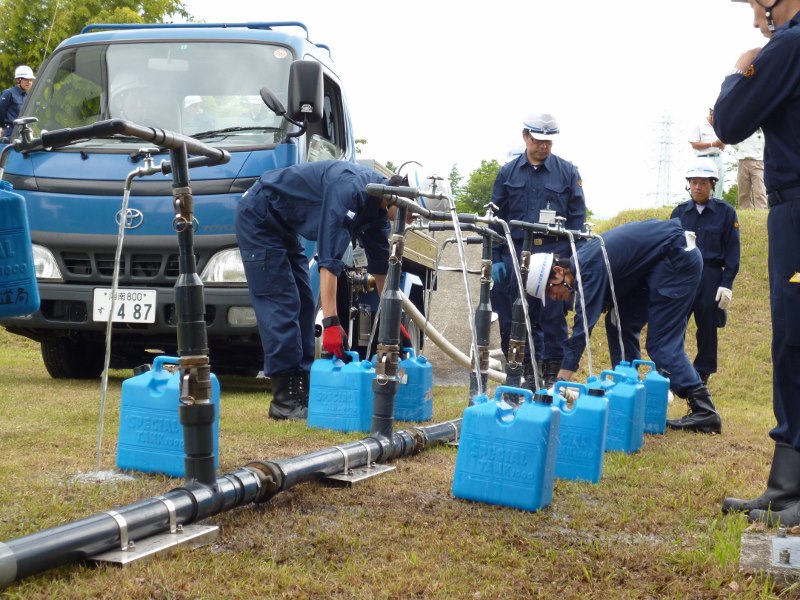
[
  {"xmin": 716, "ymin": 287, "xmax": 732, "ymax": 310},
  {"xmin": 547, "ymin": 385, "xmax": 579, "ymax": 402}
]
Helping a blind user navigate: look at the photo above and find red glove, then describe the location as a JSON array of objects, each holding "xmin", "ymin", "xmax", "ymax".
[
  {"xmin": 322, "ymin": 316, "xmax": 349, "ymax": 359},
  {"xmin": 400, "ymin": 323, "xmax": 413, "ymax": 349}
]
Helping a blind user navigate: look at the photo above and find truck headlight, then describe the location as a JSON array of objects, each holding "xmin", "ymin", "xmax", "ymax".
[
  {"xmin": 200, "ymin": 248, "xmax": 247, "ymax": 285},
  {"xmin": 32, "ymin": 244, "xmax": 63, "ymax": 281}
]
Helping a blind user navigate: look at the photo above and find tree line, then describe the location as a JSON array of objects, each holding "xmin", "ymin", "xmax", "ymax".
[{"xmin": 0, "ymin": 0, "xmax": 187, "ymax": 83}]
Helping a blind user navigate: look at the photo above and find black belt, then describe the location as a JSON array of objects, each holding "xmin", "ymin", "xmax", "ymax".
[
  {"xmin": 704, "ymin": 153, "xmax": 720, "ymax": 157},
  {"xmin": 768, "ymin": 186, "xmax": 800, "ymax": 208}
]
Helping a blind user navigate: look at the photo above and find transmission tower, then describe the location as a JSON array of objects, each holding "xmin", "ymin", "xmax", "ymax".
[{"xmin": 654, "ymin": 110, "xmax": 677, "ymax": 207}]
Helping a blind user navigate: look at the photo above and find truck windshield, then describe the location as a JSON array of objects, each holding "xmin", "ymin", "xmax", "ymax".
[{"xmin": 24, "ymin": 41, "xmax": 293, "ymax": 148}]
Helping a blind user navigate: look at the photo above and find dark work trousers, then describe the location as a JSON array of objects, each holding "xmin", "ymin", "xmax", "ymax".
[
  {"xmin": 236, "ymin": 194, "xmax": 315, "ymax": 377},
  {"xmin": 604, "ymin": 246, "xmax": 703, "ymax": 397},
  {"xmin": 490, "ymin": 247, "xmax": 568, "ymax": 363},
  {"xmin": 767, "ymin": 197, "xmax": 800, "ymax": 449},
  {"xmin": 690, "ymin": 263, "xmax": 724, "ymax": 377}
]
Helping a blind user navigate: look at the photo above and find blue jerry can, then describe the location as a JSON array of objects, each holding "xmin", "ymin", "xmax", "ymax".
[
  {"xmin": 117, "ymin": 355, "xmax": 221, "ymax": 477},
  {"xmin": 308, "ymin": 351, "xmax": 375, "ymax": 433},
  {"xmin": 552, "ymin": 381, "xmax": 608, "ymax": 483},
  {"xmin": 394, "ymin": 347, "xmax": 433, "ymax": 422},
  {"xmin": 588, "ymin": 370, "xmax": 645, "ymax": 453},
  {"xmin": 0, "ymin": 181, "xmax": 40, "ymax": 318},
  {"xmin": 452, "ymin": 385, "xmax": 560, "ymax": 512},
  {"xmin": 614, "ymin": 360, "xmax": 670, "ymax": 434}
]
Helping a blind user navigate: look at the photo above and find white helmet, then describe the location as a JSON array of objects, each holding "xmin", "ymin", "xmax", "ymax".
[
  {"xmin": 14, "ymin": 65, "xmax": 35, "ymax": 80},
  {"xmin": 526, "ymin": 253, "xmax": 555, "ymax": 305},
  {"xmin": 523, "ymin": 112, "xmax": 559, "ymax": 140},
  {"xmin": 686, "ymin": 157, "xmax": 719, "ymax": 181},
  {"xmin": 184, "ymin": 95, "xmax": 202, "ymax": 108}
]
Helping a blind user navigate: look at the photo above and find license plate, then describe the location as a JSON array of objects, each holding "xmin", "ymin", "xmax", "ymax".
[{"xmin": 92, "ymin": 288, "xmax": 157, "ymax": 323}]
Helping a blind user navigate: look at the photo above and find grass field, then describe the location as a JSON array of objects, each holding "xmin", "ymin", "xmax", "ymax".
[{"xmin": 0, "ymin": 208, "xmax": 791, "ymax": 599}]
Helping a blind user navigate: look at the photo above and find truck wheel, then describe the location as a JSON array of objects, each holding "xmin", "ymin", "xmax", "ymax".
[
  {"xmin": 41, "ymin": 338, "xmax": 105, "ymax": 379},
  {"xmin": 401, "ymin": 314, "xmax": 422, "ymax": 355}
]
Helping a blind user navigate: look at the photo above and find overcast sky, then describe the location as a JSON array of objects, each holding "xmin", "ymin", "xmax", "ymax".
[{"xmin": 180, "ymin": 0, "xmax": 765, "ymax": 218}]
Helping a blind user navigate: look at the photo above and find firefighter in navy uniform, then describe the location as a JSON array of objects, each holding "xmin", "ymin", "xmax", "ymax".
[
  {"xmin": 671, "ymin": 158, "xmax": 741, "ymax": 385},
  {"xmin": 490, "ymin": 112, "xmax": 586, "ymax": 389},
  {"xmin": 714, "ymin": 0, "xmax": 800, "ymax": 526},
  {"xmin": 0, "ymin": 65, "xmax": 35, "ymax": 140},
  {"xmin": 526, "ymin": 219, "xmax": 722, "ymax": 434},
  {"xmin": 235, "ymin": 161, "xmax": 395, "ymax": 420}
]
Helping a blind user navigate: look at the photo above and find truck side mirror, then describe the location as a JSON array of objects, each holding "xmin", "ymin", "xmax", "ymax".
[{"xmin": 287, "ymin": 60, "xmax": 323, "ymax": 124}]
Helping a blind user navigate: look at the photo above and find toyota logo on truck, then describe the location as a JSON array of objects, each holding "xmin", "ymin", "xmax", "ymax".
[{"xmin": 115, "ymin": 208, "xmax": 144, "ymax": 229}]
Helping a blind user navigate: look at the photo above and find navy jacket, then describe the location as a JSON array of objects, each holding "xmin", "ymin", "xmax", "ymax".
[
  {"xmin": 670, "ymin": 198, "xmax": 740, "ymax": 289},
  {"xmin": 562, "ymin": 219, "xmax": 689, "ymax": 371},
  {"xmin": 714, "ymin": 10, "xmax": 800, "ymax": 194},
  {"xmin": 0, "ymin": 85, "xmax": 27, "ymax": 136},
  {"xmin": 491, "ymin": 152, "xmax": 586, "ymax": 260},
  {"xmin": 242, "ymin": 160, "xmax": 390, "ymax": 277}
]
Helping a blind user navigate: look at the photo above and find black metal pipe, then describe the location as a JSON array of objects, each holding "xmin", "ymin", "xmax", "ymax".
[
  {"xmin": 0, "ymin": 420, "xmax": 459, "ymax": 588},
  {"xmin": 468, "ymin": 227, "xmax": 495, "ymax": 401},
  {"xmin": 166, "ymin": 144, "xmax": 216, "ymax": 488},
  {"xmin": 371, "ymin": 202, "xmax": 407, "ymax": 439},
  {"xmin": 425, "ymin": 222, "xmax": 505, "ymax": 244},
  {"xmin": 14, "ymin": 119, "xmax": 229, "ymax": 166},
  {"xmin": 506, "ymin": 231, "xmax": 535, "ymax": 390},
  {"xmin": 0, "ymin": 467, "xmax": 263, "ymax": 587},
  {"xmin": 508, "ymin": 219, "xmax": 597, "ymax": 241}
]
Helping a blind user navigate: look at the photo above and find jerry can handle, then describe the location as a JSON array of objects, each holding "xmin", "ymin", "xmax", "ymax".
[
  {"xmin": 401, "ymin": 347, "xmax": 416, "ymax": 359},
  {"xmin": 494, "ymin": 385, "xmax": 533, "ymax": 404},
  {"xmin": 152, "ymin": 355, "xmax": 180, "ymax": 372},
  {"xmin": 632, "ymin": 359, "xmax": 656, "ymax": 373},
  {"xmin": 600, "ymin": 369, "xmax": 624, "ymax": 383},
  {"xmin": 339, "ymin": 350, "xmax": 360, "ymax": 363},
  {"xmin": 554, "ymin": 380, "xmax": 588, "ymax": 395}
]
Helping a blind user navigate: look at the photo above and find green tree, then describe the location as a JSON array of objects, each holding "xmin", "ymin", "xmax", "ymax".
[
  {"xmin": 385, "ymin": 160, "xmax": 397, "ymax": 173},
  {"xmin": 455, "ymin": 159, "xmax": 501, "ymax": 214},
  {"xmin": 0, "ymin": 0, "xmax": 188, "ymax": 83},
  {"xmin": 723, "ymin": 183, "xmax": 739, "ymax": 209},
  {"xmin": 448, "ymin": 163, "xmax": 462, "ymax": 199}
]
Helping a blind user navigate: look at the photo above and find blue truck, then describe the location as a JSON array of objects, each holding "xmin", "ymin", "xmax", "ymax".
[{"xmin": 0, "ymin": 21, "xmax": 437, "ymax": 378}]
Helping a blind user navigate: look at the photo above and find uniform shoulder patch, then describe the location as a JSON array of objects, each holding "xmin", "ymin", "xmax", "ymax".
[
  {"xmin": 743, "ymin": 64, "xmax": 755, "ymax": 77},
  {"xmin": 734, "ymin": 221, "xmax": 739, "ymax": 229},
  {"xmin": 577, "ymin": 179, "xmax": 583, "ymax": 188}
]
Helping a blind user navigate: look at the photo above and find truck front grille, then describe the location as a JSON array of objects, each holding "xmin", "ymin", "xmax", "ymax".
[{"xmin": 60, "ymin": 251, "xmax": 195, "ymax": 282}]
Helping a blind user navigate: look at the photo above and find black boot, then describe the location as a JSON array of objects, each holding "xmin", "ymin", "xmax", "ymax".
[
  {"xmin": 522, "ymin": 360, "xmax": 543, "ymax": 392},
  {"xmin": 541, "ymin": 359, "xmax": 562, "ymax": 389},
  {"xmin": 749, "ymin": 500, "xmax": 800, "ymax": 527},
  {"xmin": 268, "ymin": 370, "xmax": 309, "ymax": 420},
  {"xmin": 723, "ymin": 443, "xmax": 800, "ymax": 514},
  {"xmin": 666, "ymin": 384, "xmax": 721, "ymax": 434}
]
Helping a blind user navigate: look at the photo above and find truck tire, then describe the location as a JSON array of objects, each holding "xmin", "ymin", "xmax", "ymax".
[{"xmin": 41, "ymin": 338, "xmax": 105, "ymax": 379}]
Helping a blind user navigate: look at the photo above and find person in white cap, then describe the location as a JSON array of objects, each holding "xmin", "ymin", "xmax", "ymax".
[
  {"xmin": 526, "ymin": 218, "xmax": 721, "ymax": 434},
  {"xmin": 0, "ymin": 65, "xmax": 36, "ymax": 140},
  {"xmin": 490, "ymin": 111, "xmax": 586, "ymax": 390},
  {"xmin": 670, "ymin": 158, "xmax": 740, "ymax": 386}
]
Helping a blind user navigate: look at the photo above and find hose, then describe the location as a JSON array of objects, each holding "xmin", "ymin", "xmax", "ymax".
[{"xmin": 400, "ymin": 292, "xmax": 506, "ymax": 384}]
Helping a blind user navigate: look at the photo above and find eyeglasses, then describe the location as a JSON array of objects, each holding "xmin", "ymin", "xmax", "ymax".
[
  {"xmin": 547, "ymin": 278, "xmax": 574, "ymax": 292},
  {"xmin": 527, "ymin": 134, "xmax": 553, "ymax": 146}
]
